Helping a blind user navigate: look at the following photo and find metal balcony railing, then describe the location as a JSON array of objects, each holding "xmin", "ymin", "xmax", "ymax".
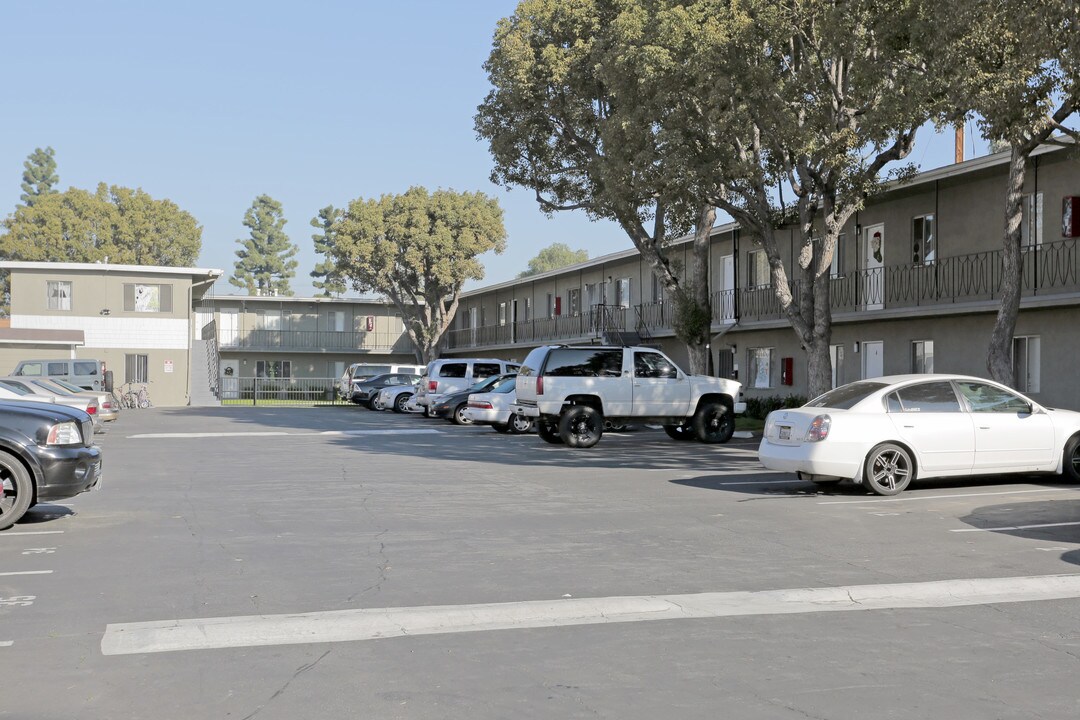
[{"xmin": 217, "ymin": 329, "xmax": 411, "ymax": 353}]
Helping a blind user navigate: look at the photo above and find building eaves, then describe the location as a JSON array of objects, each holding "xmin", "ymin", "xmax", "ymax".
[
  {"xmin": 0, "ymin": 328, "xmax": 85, "ymax": 346},
  {"xmin": 0, "ymin": 261, "xmax": 223, "ymax": 280}
]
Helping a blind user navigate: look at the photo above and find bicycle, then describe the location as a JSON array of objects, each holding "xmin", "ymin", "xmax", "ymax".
[{"xmin": 117, "ymin": 382, "xmax": 152, "ymax": 409}]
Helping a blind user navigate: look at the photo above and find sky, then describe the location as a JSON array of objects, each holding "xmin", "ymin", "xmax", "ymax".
[{"xmin": 0, "ymin": 1, "xmax": 996, "ymax": 297}]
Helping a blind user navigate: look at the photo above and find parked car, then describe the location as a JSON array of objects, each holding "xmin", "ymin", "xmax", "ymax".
[
  {"xmin": 376, "ymin": 380, "xmax": 423, "ymax": 413},
  {"xmin": 27, "ymin": 378, "xmax": 117, "ymax": 422},
  {"xmin": 0, "ymin": 383, "xmax": 59, "ymax": 407},
  {"xmin": 758, "ymin": 374, "xmax": 1080, "ymax": 496},
  {"xmin": 11, "ymin": 358, "xmax": 111, "ymax": 392},
  {"xmin": 430, "ymin": 373, "xmax": 518, "ymax": 425},
  {"xmin": 0, "ymin": 377, "xmax": 103, "ymax": 430},
  {"xmin": 415, "ymin": 358, "xmax": 520, "ymax": 417},
  {"xmin": 513, "ymin": 345, "xmax": 745, "ymax": 448},
  {"xmin": 464, "ymin": 376, "xmax": 534, "ymax": 433},
  {"xmin": 338, "ymin": 363, "xmax": 425, "ymax": 400},
  {"xmin": 350, "ymin": 373, "xmax": 421, "ymax": 408},
  {"xmin": 0, "ymin": 399, "xmax": 102, "ymax": 531}
]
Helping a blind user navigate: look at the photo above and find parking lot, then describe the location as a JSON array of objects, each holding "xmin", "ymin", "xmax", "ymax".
[{"xmin": 4, "ymin": 406, "xmax": 1080, "ymax": 719}]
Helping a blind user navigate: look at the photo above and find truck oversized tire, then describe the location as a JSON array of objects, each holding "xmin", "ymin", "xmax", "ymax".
[
  {"xmin": 537, "ymin": 419, "xmax": 563, "ymax": 444},
  {"xmin": 693, "ymin": 402, "xmax": 735, "ymax": 444},
  {"xmin": 559, "ymin": 405, "xmax": 603, "ymax": 448}
]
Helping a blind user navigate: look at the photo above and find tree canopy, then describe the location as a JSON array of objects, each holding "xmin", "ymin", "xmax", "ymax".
[
  {"xmin": 518, "ymin": 242, "xmax": 588, "ymax": 278},
  {"xmin": 229, "ymin": 194, "xmax": 298, "ymax": 296},
  {"xmin": 328, "ymin": 186, "xmax": 506, "ymax": 363},
  {"xmin": 20, "ymin": 146, "xmax": 59, "ymax": 206}
]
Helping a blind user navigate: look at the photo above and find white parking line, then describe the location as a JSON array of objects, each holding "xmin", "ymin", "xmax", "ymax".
[
  {"xmin": 951, "ymin": 521, "xmax": 1080, "ymax": 533},
  {"xmin": 818, "ymin": 488, "xmax": 1074, "ymax": 505},
  {"xmin": 101, "ymin": 573, "xmax": 1080, "ymax": 656},
  {"xmin": 129, "ymin": 429, "xmax": 443, "ymax": 439},
  {"xmin": 0, "ymin": 570, "xmax": 52, "ymax": 576},
  {"xmin": 0, "ymin": 531, "xmax": 64, "ymax": 537},
  {"xmin": 0, "ymin": 641, "xmax": 12, "ymax": 647}
]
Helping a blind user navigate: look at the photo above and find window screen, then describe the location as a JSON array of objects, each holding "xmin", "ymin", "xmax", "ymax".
[{"xmin": 125, "ymin": 354, "xmax": 149, "ymax": 383}]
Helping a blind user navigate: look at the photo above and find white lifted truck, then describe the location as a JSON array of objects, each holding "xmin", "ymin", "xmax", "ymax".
[{"xmin": 512, "ymin": 345, "xmax": 746, "ymax": 448}]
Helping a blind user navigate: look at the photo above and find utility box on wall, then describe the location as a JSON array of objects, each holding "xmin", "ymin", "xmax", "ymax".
[
  {"xmin": 781, "ymin": 357, "xmax": 794, "ymax": 386},
  {"xmin": 1064, "ymin": 196, "xmax": 1080, "ymax": 238}
]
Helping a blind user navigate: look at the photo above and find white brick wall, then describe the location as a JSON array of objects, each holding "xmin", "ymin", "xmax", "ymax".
[{"xmin": 12, "ymin": 315, "xmax": 190, "ymax": 350}]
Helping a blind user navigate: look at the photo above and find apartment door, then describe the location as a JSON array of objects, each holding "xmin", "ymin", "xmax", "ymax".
[
  {"xmin": 219, "ymin": 309, "xmax": 239, "ymax": 347},
  {"xmin": 511, "ymin": 300, "xmax": 519, "ymax": 343},
  {"xmin": 721, "ymin": 255, "xmax": 735, "ymax": 319},
  {"xmin": 220, "ymin": 359, "xmax": 240, "ymax": 399},
  {"xmin": 863, "ymin": 223, "xmax": 885, "ymax": 310},
  {"xmin": 861, "ymin": 341, "xmax": 884, "ymax": 379}
]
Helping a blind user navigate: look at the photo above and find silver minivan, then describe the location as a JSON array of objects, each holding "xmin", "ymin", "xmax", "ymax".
[
  {"xmin": 11, "ymin": 358, "xmax": 111, "ymax": 392},
  {"xmin": 415, "ymin": 358, "xmax": 520, "ymax": 417}
]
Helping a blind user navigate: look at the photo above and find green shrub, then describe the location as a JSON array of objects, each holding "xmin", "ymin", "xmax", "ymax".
[{"xmin": 745, "ymin": 394, "xmax": 808, "ymax": 420}]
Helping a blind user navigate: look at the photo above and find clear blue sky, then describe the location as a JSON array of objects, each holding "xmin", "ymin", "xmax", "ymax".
[{"xmin": 0, "ymin": 1, "xmax": 993, "ymax": 297}]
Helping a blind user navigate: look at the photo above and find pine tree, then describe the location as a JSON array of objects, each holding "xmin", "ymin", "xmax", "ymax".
[
  {"xmin": 310, "ymin": 205, "xmax": 346, "ymax": 296},
  {"xmin": 20, "ymin": 146, "xmax": 59, "ymax": 206},
  {"xmin": 229, "ymin": 195, "xmax": 298, "ymax": 296}
]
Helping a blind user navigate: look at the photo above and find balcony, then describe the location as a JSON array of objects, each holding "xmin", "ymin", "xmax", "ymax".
[
  {"xmin": 217, "ymin": 329, "xmax": 415, "ymax": 354},
  {"xmin": 444, "ymin": 238, "xmax": 1080, "ymax": 352}
]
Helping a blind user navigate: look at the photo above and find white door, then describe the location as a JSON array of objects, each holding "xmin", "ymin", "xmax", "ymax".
[
  {"xmin": 219, "ymin": 310, "xmax": 239, "ymax": 347},
  {"xmin": 863, "ymin": 223, "xmax": 884, "ymax": 310},
  {"xmin": 328, "ymin": 311, "xmax": 345, "ymax": 332},
  {"xmin": 469, "ymin": 307, "xmax": 478, "ymax": 346},
  {"xmin": 887, "ymin": 381, "xmax": 975, "ymax": 474},
  {"xmin": 194, "ymin": 310, "xmax": 213, "ymax": 341},
  {"xmin": 721, "ymin": 255, "xmax": 735, "ymax": 319},
  {"xmin": 861, "ymin": 341, "xmax": 883, "ymax": 379},
  {"xmin": 630, "ymin": 350, "xmax": 691, "ymax": 417},
  {"xmin": 220, "ymin": 360, "xmax": 240, "ymax": 399},
  {"xmin": 953, "ymin": 381, "xmax": 1056, "ymax": 471}
]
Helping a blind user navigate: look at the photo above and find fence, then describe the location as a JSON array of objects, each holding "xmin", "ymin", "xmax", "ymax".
[{"xmin": 218, "ymin": 376, "xmax": 349, "ymax": 406}]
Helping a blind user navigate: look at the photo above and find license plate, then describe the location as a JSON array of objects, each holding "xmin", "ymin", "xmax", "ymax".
[{"xmin": 778, "ymin": 425, "xmax": 791, "ymax": 440}]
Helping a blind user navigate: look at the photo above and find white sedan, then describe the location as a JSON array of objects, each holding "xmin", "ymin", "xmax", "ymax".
[
  {"xmin": 758, "ymin": 374, "xmax": 1080, "ymax": 496},
  {"xmin": 463, "ymin": 377, "xmax": 534, "ymax": 434}
]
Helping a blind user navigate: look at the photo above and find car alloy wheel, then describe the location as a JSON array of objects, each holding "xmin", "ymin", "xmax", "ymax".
[
  {"xmin": 394, "ymin": 393, "xmax": 412, "ymax": 413},
  {"xmin": 508, "ymin": 412, "xmax": 533, "ymax": 434},
  {"xmin": 453, "ymin": 404, "xmax": 473, "ymax": 426},
  {"xmin": 864, "ymin": 442, "xmax": 914, "ymax": 496}
]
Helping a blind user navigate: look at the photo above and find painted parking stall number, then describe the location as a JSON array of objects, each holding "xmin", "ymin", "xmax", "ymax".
[
  {"xmin": 0, "ymin": 596, "xmax": 35, "ymax": 607},
  {"xmin": 22, "ymin": 548, "xmax": 56, "ymax": 555}
]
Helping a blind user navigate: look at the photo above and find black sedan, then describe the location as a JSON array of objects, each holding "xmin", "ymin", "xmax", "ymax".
[
  {"xmin": 431, "ymin": 373, "xmax": 517, "ymax": 425},
  {"xmin": 0, "ymin": 400, "xmax": 102, "ymax": 531},
  {"xmin": 351, "ymin": 373, "xmax": 421, "ymax": 408}
]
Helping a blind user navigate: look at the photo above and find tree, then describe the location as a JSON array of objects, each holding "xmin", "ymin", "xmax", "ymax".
[
  {"xmin": 310, "ymin": 205, "xmax": 346, "ymax": 296},
  {"xmin": 518, "ymin": 242, "xmax": 589, "ymax": 278},
  {"xmin": 932, "ymin": 0, "xmax": 1079, "ymax": 387},
  {"xmin": 230, "ymin": 195, "xmax": 298, "ymax": 296},
  {"xmin": 328, "ymin": 187, "xmax": 506, "ymax": 363},
  {"xmin": 20, "ymin": 146, "xmax": 59, "ymax": 206},
  {"xmin": 476, "ymin": 0, "xmax": 716, "ymax": 373}
]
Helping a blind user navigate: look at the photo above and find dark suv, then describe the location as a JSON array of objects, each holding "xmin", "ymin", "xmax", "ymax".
[{"xmin": 0, "ymin": 400, "xmax": 102, "ymax": 531}]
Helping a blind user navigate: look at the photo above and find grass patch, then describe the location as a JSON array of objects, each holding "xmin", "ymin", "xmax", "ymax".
[{"xmin": 735, "ymin": 416, "xmax": 765, "ymax": 433}]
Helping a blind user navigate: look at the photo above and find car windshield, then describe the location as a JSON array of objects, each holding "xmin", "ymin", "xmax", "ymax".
[
  {"xmin": 0, "ymin": 380, "xmax": 32, "ymax": 396},
  {"xmin": 805, "ymin": 381, "xmax": 888, "ymax": 409},
  {"xmin": 493, "ymin": 377, "xmax": 516, "ymax": 393},
  {"xmin": 470, "ymin": 374, "xmax": 509, "ymax": 392},
  {"xmin": 33, "ymin": 379, "xmax": 74, "ymax": 396},
  {"xmin": 48, "ymin": 378, "xmax": 86, "ymax": 393}
]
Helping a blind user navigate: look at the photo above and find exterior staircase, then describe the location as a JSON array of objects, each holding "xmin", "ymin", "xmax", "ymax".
[{"xmin": 189, "ymin": 338, "xmax": 221, "ymax": 406}]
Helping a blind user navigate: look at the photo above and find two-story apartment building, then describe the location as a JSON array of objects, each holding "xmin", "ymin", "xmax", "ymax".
[
  {"xmin": 444, "ymin": 143, "xmax": 1080, "ymax": 409},
  {"xmin": 0, "ymin": 262, "xmax": 222, "ymax": 407}
]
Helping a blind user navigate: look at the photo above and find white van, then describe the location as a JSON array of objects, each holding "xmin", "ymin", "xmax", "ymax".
[
  {"xmin": 12, "ymin": 358, "xmax": 112, "ymax": 392},
  {"xmin": 338, "ymin": 362, "xmax": 425, "ymax": 400},
  {"xmin": 414, "ymin": 358, "xmax": 520, "ymax": 416}
]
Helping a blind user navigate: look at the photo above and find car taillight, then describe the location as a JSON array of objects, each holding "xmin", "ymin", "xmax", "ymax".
[
  {"xmin": 536, "ymin": 377, "xmax": 544, "ymax": 395},
  {"xmin": 429, "ymin": 380, "xmax": 438, "ymax": 391},
  {"xmin": 805, "ymin": 415, "xmax": 831, "ymax": 442},
  {"xmin": 469, "ymin": 400, "xmax": 494, "ymax": 409},
  {"xmin": 86, "ymin": 405, "xmax": 97, "ymax": 415},
  {"xmin": 101, "ymin": 400, "xmax": 112, "ymax": 410}
]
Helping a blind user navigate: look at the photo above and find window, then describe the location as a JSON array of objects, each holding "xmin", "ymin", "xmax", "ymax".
[
  {"xmin": 615, "ymin": 277, "xmax": 631, "ymax": 308},
  {"xmin": 523, "ymin": 297, "xmax": 532, "ymax": 322},
  {"xmin": 123, "ymin": 283, "xmax": 173, "ymax": 312},
  {"xmin": 47, "ymin": 280, "xmax": 72, "ymax": 311},
  {"xmin": 748, "ymin": 348, "xmax": 773, "ymax": 389},
  {"xmin": 568, "ymin": 288, "xmax": 581, "ymax": 316},
  {"xmin": 472, "ymin": 363, "xmax": 502, "ymax": 380},
  {"xmin": 47, "ymin": 362, "xmax": 68, "ymax": 377},
  {"xmin": 498, "ymin": 302, "xmax": 507, "ymax": 326},
  {"xmin": 890, "ymin": 381, "xmax": 961, "ymax": 412},
  {"xmin": 830, "ymin": 233, "xmax": 845, "ymax": 278},
  {"xmin": 912, "ymin": 214, "xmax": 935, "ymax": 265},
  {"xmin": 546, "ymin": 293, "xmax": 555, "ymax": 319},
  {"xmin": 955, "ymin": 381, "xmax": 1032, "ymax": 413},
  {"xmin": 807, "ymin": 381, "xmax": 888, "ymax": 409},
  {"xmin": 651, "ymin": 273, "xmax": 665, "ymax": 303},
  {"xmin": 634, "ymin": 351, "xmax": 678, "ymax": 379},
  {"xmin": 585, "ymin": 283, "xmax": 598, "ymax": 308},
  {"xmin": 544, "ymin": 349, "xmax": 623, "ymax": 377},
  {"xmin": 1021, "ymin": 193, "xmax": 1043, "ymax": 246},
  {"xmin": 911, "ymin": 340, "xmax": 934, "ymax": 374},
  {"xmin": 15, "ymin": 362, "xmax": 43, "ymax": 377},
  {"xmin": 328, "ymin": 311, "xmax": 345, "ymax": 332},
  {"xmin": 255, "ymin": 360, "xmax": 291, "ymax": 379},
  {"xmin": 125, "ymin": 354, "xmax": 149, "ymax": 383},
  {"xmin": 748, "ymin": 250, "xmax": 769, "ymax": 288},
  {"xmin": 1013, "ymin": 335, "xmax": 1041, "ymax": 393},
  {"xmin": 439, "ymin": 362, "xmax": 468, "ymax": 379}
]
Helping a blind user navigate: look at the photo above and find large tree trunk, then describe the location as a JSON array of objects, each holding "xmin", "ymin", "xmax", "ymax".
[
  {"xmin": 681, "ymin": 207, "xmax": 715, "ymax": 375},
  {"xmin": 805, "ymin": 335, "xmax": 832, "ymax": 401},
  {"xmin": 986, "ymin": 147, "xmax": 1028, "ymax": 387}
]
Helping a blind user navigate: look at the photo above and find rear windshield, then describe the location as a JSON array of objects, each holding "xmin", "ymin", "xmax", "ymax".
[
  {"xmin": 805, "ymin": 381, "xmax": 888, "ymax": 409},
  {"xmin": 544, "ymin": 349, "xmax": 623, "ymax": 377},
  {"xmin": 518, "ymin": 348, "xmax": 551, "ymax": 377},
  {"xmin": 0, "ymin": 380, "xmax": 32, "ymax": 396}
]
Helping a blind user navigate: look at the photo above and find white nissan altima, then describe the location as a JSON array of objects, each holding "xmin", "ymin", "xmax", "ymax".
[{"xmin": 758, "ymin": 374, "xmax": 1080, "ymax": 496}]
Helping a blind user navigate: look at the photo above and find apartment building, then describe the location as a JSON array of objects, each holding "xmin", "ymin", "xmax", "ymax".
[{"xmin": 445, "ymin": 143, "xmax": 1080, "ymax": 409}]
